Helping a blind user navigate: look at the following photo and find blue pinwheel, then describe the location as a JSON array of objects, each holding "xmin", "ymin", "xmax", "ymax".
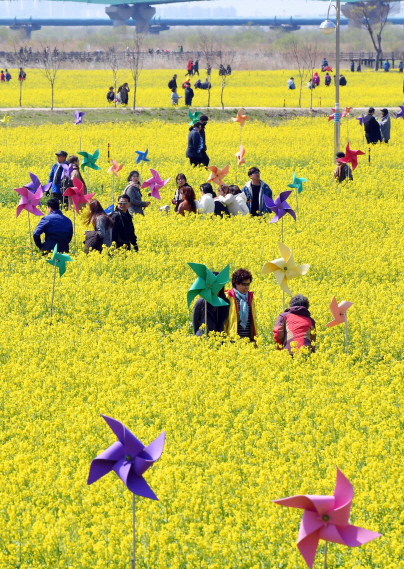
[{"xmin": 135, "ymin": 149, "xmax": 150, "ymax": 164}]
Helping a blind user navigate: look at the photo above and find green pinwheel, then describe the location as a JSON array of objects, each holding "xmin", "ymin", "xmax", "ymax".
[
  {"xmin": 78, "ymin": 148, "xmax": 101, "ymax": 172},
  {"xmin": 288, "ymin": 172, "xmax": 307, "ymax": 194},
  {"xmin": 46, "ymin": 244, "xmax": 73, "ymax": 277},
  {"xmin": 187, "ymin": 263, "xmax": 230, "ymax": 307},
  {"xmin": 188, "ymin": 110, "xmax": 202, "ymax": 126}
]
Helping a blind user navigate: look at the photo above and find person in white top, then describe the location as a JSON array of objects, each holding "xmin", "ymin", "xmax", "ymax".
[
  {"xmin": 229, "ymin": 185, "xmax": 249, "ymax": 216},
  {"xmin": 217, "ymin": 184, "xmax": 242, "ymax": 216},
  {"xmin": 171, "ymin": 88, "xmax": 182, "ymax": 105},
  {"xmin": 196, "ymin": 183, "xmax": 215, "ymax": 214}
]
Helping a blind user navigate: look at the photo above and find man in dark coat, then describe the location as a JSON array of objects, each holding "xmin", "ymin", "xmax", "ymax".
[
  {"xmin": 110, "ymin": 195, "xmax": 138, "ymax": 251},
  {"xmin": 199, "ymin": 114, "xmax": 210, "ymax": 167},
  {"xmin": 364, "ymin": 107, "xmax": 382, "ymax": 144},
  {"xmin": 184, "ymin": 82, "xmax": 194, "ymax": 106}
]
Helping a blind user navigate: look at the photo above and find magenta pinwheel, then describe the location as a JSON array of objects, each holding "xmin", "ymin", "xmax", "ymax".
[
  {"xmin": 63, "ymin": 178, "xmax": 94, "ymax": 213},
  {"xmin": 87, "ymin": 414, "xmax": 165, "ymax": 500},
  {"xmin": 273, "ymin": 468, "xmax": 381, "ymax": 569},
  {"xmin": 14, "ymin": 185, "xmax": 44, "ymax": 218},
  {"xmin": 141, "ymin": 168, "xmax": 171, "ymax": 200},
  {"xmin": 337, "ymin": 142, "xmax": 364, "ymax": 171},
  {"xmin": 264, "ymin": 191, "xmax": 296, "ymax": 224},
  {"xmin": 24, "ymin": 171, "xmax": 51, "ymax": 195}
]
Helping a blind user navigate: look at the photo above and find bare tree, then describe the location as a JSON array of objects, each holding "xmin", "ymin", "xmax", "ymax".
[
  {"xmin": 342, "ymin": 1, "xmax": 400, "ymax": 71},
  {"xmin": 106, "ymin": 47, "xmax": 121, "ymax": 108},
  {"xmin": 198, "ymin": 31, "xmax": 215, "ymax": 108},
  {"xmin": 8, "ymin": 37, "xmax": 30, "ymax": 108},
  {"xmin": 302, "ymin": 42, "xmax": 318, "ymax": 111},
  {"xmin": 214, "ymin": 46, "xmax": 237, "ymax": 110},
  {"xmin": 128, "ymin": 33, "xmax": 145, "ymax": 111},
  {"xmin": 291, "ymin": 40, "xmax": 308, "ymax": 108},
  {"xmin": 37, "ymin": 45, "xmax": 63, "ymax": 110}
]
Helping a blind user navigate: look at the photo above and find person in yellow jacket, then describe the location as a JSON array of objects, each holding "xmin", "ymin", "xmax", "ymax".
[{"xmin": 224, "ymin": 268, "xmax": 257, "ymax": 341}]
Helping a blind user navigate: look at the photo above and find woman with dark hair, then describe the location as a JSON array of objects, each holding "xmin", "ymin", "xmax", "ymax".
[
  {"xmin": 124, "ymin": 170, "xmax": 150, "ymax": 215},
  {"xmin": 177, "ymin": 186, "xmax": 197, "ymax": 215},
  {"xmin": 186, "ymin": 122, "xmax": 204, "ymax": 167},
  {"xmin": 196, "ymin": 182, "xmax": 215, "ymax": 214},
  {"xmin": 273, "ymin": 294, "xmax": 316, "ymax": 354},
  {"xmin": 121, "ymin": 82, "xmax": 130, "ymax": 105},
  {"xmin": 83, "ymin": 199, "xmax": 114, "ymax": 252},
  {"xmin": 192, "ymin": 271, "xmax": 230, "ymax": 336},
  {"xmin": 224, "ymin": 268, "xmax": 257, "ymax": 340},
  {"xmin": 379, "ymin": 108, "xmax": 390, "ymax": 143},
  {"xmin": 172, "ymin": 173, "xmax": 187, "ymax": 211},
  {"xmin": 68, "ymin": 155, "xmax": 87, "ymax": 210}
]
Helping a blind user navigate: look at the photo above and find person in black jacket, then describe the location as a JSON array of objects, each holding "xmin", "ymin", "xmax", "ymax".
[
  {"xmin": 184, "ymin": 82, "xmax": 194, "ymax": 106},
  {"xmin": 364, "ymin": 107, "xmax": 382, "ymax": 144},
  {"xmin": 192, "ymin": 273, "xmax": 229, "ymax": 337},
  {"xmin": 199, "ymin": 114, "xmax": 210, "ymax": 167},
  {"xmin": 110, "ymin": 195, "xmax": 138, "ymax": 251},
  {"xmin": 186, "ymin": 122, "xmax": 204, "ymax": 167},
  {"xmin": 121, "ymin": 83, "xmax": 130, "ymax": 105}
]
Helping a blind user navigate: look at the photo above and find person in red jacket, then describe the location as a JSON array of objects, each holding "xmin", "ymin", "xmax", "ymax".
[
  {"xmin": 185, "ymin": 59, "xmax": 193, "ymax": 77},
  {"xmin": 273, "ymin": 294, "xmax": 316, "ymax": 354}
]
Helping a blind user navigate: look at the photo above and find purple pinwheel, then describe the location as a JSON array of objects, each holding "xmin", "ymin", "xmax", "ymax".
[
  {"xmin": 396, "ymin": 105, "xmax": 404, "ymax": 120},
  {"xmin": 25, "ymin": 171, "xmax": 51, "ymax": 195},
  {"xmin": 356, "ymin": 114, "xmax": 365, "ymax": 126},
  {"xmin": 14, "ymin": 186, "xmax": 44, "ymax": 218},
  {"xmin": 61, "ymin": 163, "xmax": 74, "ymax": 180},
  {"xmin": 264, "ymin": 191, "xmax": 296, "ymax": 223},
  {"xmin": 75, "ymin": 110, "xmax": 85, "ymax": 125},
  {"xmin": 87, "ymin": 414, "xmax": 165, "ymax": 500}
]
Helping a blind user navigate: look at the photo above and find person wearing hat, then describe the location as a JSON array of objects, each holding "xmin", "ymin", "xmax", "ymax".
[
  {"xmin": 379, "ymin": 108, "xmax": 391, "ymax": 143},
  {"xmin": 364, "ymin": 108, "xmax": 382, "ymax": 144},
  {"xmin": 48, "ymin": 150, "xmax": 69, "ymax": 202}
]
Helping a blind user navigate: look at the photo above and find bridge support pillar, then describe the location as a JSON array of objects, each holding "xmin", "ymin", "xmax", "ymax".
[{"xmin": 105, "ymin": 3, "xmax": 156, "ymax": 32}]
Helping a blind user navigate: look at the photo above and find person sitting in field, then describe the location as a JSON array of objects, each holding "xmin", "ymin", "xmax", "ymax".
[
  {"xmin": 321, "ymin": 57, "xmax": 328, "ymax": 71},
  {"xmin": 172, "ymin": 173, "xmax": 187, "ymax": 211},
  {"xmin": 177, "ymin": 185, "xmax": 197, "ymax": 216},
  {"xmin": 171, "ymin": 87, "xmax": 182, "ymax": 105},
  {"xmin": 196, "ymin": 183, "xmax": 215, "ymax": 214},
  {"xmin": 229, "ymin": 185, "xmax": 249, "ymax": 216},
  {"xmin": 194, "ymin": 79, "xmax": 202, "ymax": 89},
  {"xmin": 312, "ymin": 72, "xmax": 320, "ymax": 86},
  {"xmin": 273, "ymin": 294, "xmax": 316, "ymax": 354},
  {"xmin": 217, "ymin": 184, "xmax": 241, "ymax": 216},
  {"xmin": 193, "ymin": 270, "xmax": 230, "ymax": 337},
  {"xmin": 339, "ymin": 74, "xmax": 347, "ymax": 86},
  {"xmin": 334, "ymin": 152, "xmax": 353, "ymax": 183},
  {"xmin": 383, "ymin": 59, "xmax": 390, "ymax": 72},
  {"xmin": 201, "ymin": 77, "xmax": 211, "ymax": 90},
  {"xmin": 107, "ymin": 86, "xmax": 115, "ymax": 103},
  {"xmin": 287, "ymin": 77, "xmax": 296, "ymax": 90},
  {"xmin": 324, "ymin": 72, "xmax": 331, "ymax": 86},
  {"xmin": 224, "ymin": 268, "xmax": 257, "ymax": 341},
  {"xmin": 33, "ymin": 197, "xmax": 73, "ymax": 254}
]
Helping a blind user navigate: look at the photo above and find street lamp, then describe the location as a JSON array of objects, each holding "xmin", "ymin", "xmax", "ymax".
[{"xmin": 320, "ymin": 0, "xmax": 341, "ymax": 160}]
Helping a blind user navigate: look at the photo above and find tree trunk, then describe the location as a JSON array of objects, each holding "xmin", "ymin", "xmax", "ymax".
[
  {"xmin": 51, "ymin": 83, "xmax": 54, "ymax": 111},
  {"xmin": 299, "ymin": 79, "xmax": 303, "ymax": 108},
  {"xmin": 133, "ymin": 76, "xmax": 138, "ymax": 111},
  {"xmin": 221, "ymin": 78, "xmax": 225, "ymax": 110},
  {"xmin": 310, "ymin": 76, "xmax": 313, "ymax": 111},
  {"xmin": 114, "ymin": 76, "xmax": 117, "ymax": 108},
  {"xmin": 207, "ymin": 86, "xmax": 211, "ymax": 108},
  {"xmin": 19, "ymin": 79, "xmax": 22, "ymax": 108}
]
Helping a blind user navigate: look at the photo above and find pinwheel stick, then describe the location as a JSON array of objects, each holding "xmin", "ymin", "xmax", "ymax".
[
  {"xmin": 4, "ymin": 123, "xmax": 7, "ymax": 147},
  {"xmin": 235, "ymin": 157, "xmax": 238, "ymax": 184},
  {"xmin": 346, "ymin": 114, "xmax": 349, "ymax": 143},
  {"xmin": 111, "ymin": 172, "xmax": 115, "ymax": 205},
  {"xmin": 73, "ymin": 209, "xmax": 77, "ymax": 253},
  {"xmin": 344, "ymin": 311, "xmax": 349, "ymax": 355},
  {"xmin": 131, "ymin": 494, "xmax": 136, "ymax": 569},
  {"xmin": 79, "ymin": 122, "xmax": 82, "ymax": 152},
  {"xmin": 50, "ymin": 261, "xmax": 57, "ymax": 319},
  {"xmin": 205, "ymin": 300, "xmax": 208, "ymax": 337},
  {"xmin": 27, "ymin": 211, "xmax": 33, "ymax": 259},
  {"xmin": 323, "ymin": 541, "xmax": 328, "ymax": 569},
  {"xmin": 282, "ymin": 291, "xmax": 285, "ymax": 312},
  {"xmin": 281, "ymin": 217, "xmax": 283, "ymax": 242},
  {"xmin": 295, "ymin": 187, "xmax": 299, "ymax": 214},
  {"xmin": 87, "ymin": 169, "xmax": 90, "ymax": 190}
]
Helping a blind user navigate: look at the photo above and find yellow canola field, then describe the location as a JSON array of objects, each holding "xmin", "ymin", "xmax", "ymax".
[
  {"xmin": 0, "ymin": 68, "xmax": 403, "ymax": 108},
  {"xmin": 1, "ymin": 117, "xmax": 404, "ymax": 569}
]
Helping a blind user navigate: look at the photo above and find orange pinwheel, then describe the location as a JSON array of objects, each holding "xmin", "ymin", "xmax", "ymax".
[
  {"xmin": 107, "ymin": 160, "xmax": 123, "ymax": 177},
  {"xmin": 235, "ymin": 145, "xmax": 245, "ymax": 165},
  {"xmin": 232, "ymin": 109, "xmax": 250, "ymax": 128},
  {"xmin": 207, "ymin": 165, "xmax": 229, "ymax": 186}
]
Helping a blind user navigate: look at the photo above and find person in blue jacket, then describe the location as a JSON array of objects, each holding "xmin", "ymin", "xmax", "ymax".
[
  {"xmin": 48, "ymin": 150, "xmax": 69, "ymax": 201},
  {"xmin": 33, "ymin": 197, "xmax": 73, "ymax": 254},
  {"xmin": 383, "ymin": 59, "xmax": 390, "ymax": 72},
  {"xmin": 186, "ymin": 122, "xmax": 204, "ymax": 167},
  {"xmin": 241, "ymin": 167, "xmax": 272, "ymax": 216}
]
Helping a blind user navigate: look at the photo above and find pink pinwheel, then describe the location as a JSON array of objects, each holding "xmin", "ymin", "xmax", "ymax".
[
  {"xmin": 107, "ymin": 160, "xmax": 124, "ymax": 177},
  {"xmin": 141, "ymin": 168, "xmax": 171, "ymax": 200},
  {"xmin": 337, "ymin": 142, "xmax": 364, "ymax": 171},
  {"xmin": 264, "ymin": 191, "xmax": 296, "ymax": 224},
  {"xmin": 63, "ymin": 178, "xmax": 94, "ymax": 213},
  {"xmin": 326, "ymin": 297, "xmax": 353, "ymax": 327},
  {"xmin": 235, "ymin": 145, "xmax": 245, "ymax": 165},
  {"xmin": 397, "ymin": 105, "xmax": 404, "ymax": 120},
  {"xmin": 25, "ymin": 171, "xmax": 51, "ymax": 195},
  {"xmin": 14, "ymin": 186, "xmax": 44, "ymax": 217},
  {"xmin": 87, "ymin": 414, "xmax": 165, "ymax": 500},
  {"xmin": 273, "ymin": 468, "xmax": 381, "ymax": 569},
  {"xmin": 329, "ymin": 107, "xmax": 350, "ymax": 122}
]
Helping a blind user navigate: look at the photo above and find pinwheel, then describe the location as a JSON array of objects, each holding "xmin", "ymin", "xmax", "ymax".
[
  {"xmin": 336, "ymin": 142, "xmax": 364, "ymax": 171},
  {"xmin": 135, "ymin": 149, "xmax": 150, "ymax": 180},
  {"xmin": 46, "ymin": 244, "xmax": 73, "ymax": 317},
  {"xmin": 107, "ymin": 159, "xmax": 124, "ymax": 203},
  {"xmin": 74, "ymin": 110, "xmax": 85, "ymax": 125},
  {"xmin": 232, "ymin": 109, "xmax": 250, "ymax": 145},
  {"xmin": 272, "ymin": 468, "xmax": 381, "ymax": 569},
  {"xmin": 264, "ymin": 191, "xmax": 296, "ymax": 240},
  {"xmin": 234, "ymin": 145, "xmax": 245, "ymax": 182},
  {"xmin": 24, "ymin": 171, "xmax": 51, "ymax": 195},
  {"xmin": 78, "ymin": 148, "xmax": 100, "ymax": 190},
  {"xmin": 88, "ymin": 414, "xmax": 165, "ymax": 569},
  {"xmin": 14, "ymin": 184, "xmax": 44, "ymax": 257},
  {"xmin": 287, "ymin": 172, "xmax": 307, "ymax": 212},
  {"xmin": 188, "ymin": 110, "xmax": 202, "ymax": 125},
  {"xmin": 207, "ymin": 165, "xmax": 229, "ymax": 186},
  {"xmin": 141, "ymin": 168, "xmax": 170, "ymax": 200},
  {"xmin": 187, "ymin": 263, "xmax": 229, "ymax": 336},
  {"xmin": 326, "ymin": 296, "xmax": 353, "ymax": 354},
  {"xmin": 2, "ymin": 114, "xmax": 11, "ymax": 146},
  {"xmin": 63, "ymin": 178, "xmax": 94, "ymax": 250},
  {"xmin": 262, "ymin": 242, "xmax": 309, "ymax": 308},
  {"xmin": 396, "ymin": 105, "xmax": 404, "ymax": 120}
]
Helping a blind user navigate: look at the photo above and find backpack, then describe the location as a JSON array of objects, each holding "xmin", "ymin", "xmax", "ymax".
[
  {"xmin": 168, "ymin": 79, "xmax": 174, "ymax": 89},
  {"xmin": 60, "ymin": 175, "xmax": 73, "ymax": 193}
]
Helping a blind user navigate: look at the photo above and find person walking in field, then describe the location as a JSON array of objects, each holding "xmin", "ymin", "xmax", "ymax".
[
  {"xmin": 199, "ymin": 114, "xmax": 210, "ymax": 166},
  {"xmin": 110, "ymin": 194, "xmax": 139, "ymax": 251},
  {"xmin": 18, "ymin": 67, "xmax": 26, "ymax": 81},
  {"xmin": 124, "ymin": 170, "xmax": 151, "ymax": 215},
  {"xmin": 168, "ymin": 74, "xmax": 177, "ymax": 90},
  {"xmin": 5, "ymin": 69, "xmax": 11, "ymax": 82},
  {"xmin": 184, "ymin": 82, "xmax": 194, "ymax": 106},
  {"xmin": 193, "ymin": 59, "xmax": 200, "ymax": 76},
  {"xmin": 224, "ymin": 268, "xmax": 257, "ymax": 341},
  {"xmin": 185, "ymin": 59, "xmax": 193, "ymax": 77},
  {"xmin": 0, "ymin": 70, "xmax": 4, "ymax": 82},
  {"xmin": 379, "ymin": 108, "xmax": 391, "ymax": 143},
  {"xmin": 48, "ymin": 150, "xmax": 69, "ymax": 202},
  {"xmin": 186, "ymin": 122, "xmax": 204, "ymax": 167},
  {"xmin": 273, "ymin": 294, "xmax": 316, "ymax": 354}
]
